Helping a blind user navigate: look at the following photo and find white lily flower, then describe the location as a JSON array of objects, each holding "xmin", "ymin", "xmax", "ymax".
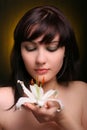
[{"xmin": 16, "ymin": 80, "xmax": 58, "ymax": 109}]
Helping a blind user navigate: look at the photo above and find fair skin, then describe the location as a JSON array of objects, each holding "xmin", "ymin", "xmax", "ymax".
[
  {"xmin": 21, "ymin": 35, "xmax": 64, "ymax": 87},
  {"xmin": 0, "ymin": 35, "xmax": 87, "ymax": 130}
]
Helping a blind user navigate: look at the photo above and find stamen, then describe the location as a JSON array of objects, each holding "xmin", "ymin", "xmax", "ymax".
[
  {"xmin": 30, "ymin": 79, "xmax": 34, "ymax": 85},
  {"xmin": 42, "ymin": 77, "xmax": 45, "ymax": 86}
]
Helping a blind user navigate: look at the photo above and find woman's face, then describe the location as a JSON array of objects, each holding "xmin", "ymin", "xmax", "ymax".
[{"xmin": 21, "ymin": 35, "xmax": 65, "ymax": 83}]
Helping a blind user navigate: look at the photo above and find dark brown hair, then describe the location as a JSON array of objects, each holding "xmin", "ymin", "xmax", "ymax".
[{"xmin": 9, "ymin": 5, "xmax": 79, "ymax": 104}]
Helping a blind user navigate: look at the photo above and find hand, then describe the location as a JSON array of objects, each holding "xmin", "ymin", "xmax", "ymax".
[
  {"xmin": 23, "ymin": 100, "xmax": 63, "ymax": 123},
  {"xmin": 23, "ymin": 100, "xmax": 84, "ymax": 130}
]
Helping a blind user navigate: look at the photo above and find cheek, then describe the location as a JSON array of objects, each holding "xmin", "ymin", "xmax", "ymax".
[
  {"xmin": 52, "ymin": 52, "xmax": 64, "ymax": 73},
  {"xmin": 21, "ymin": 53, "xmax": 34, "ymax": 71},
  {"xmin": 53, "ymin": 57, "xmax": 63, "ymax": 71}
]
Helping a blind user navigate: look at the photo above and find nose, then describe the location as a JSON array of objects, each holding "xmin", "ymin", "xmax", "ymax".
[{"xmin": 35, "ymin": 48, "xmax": 46, "ymax": 65}]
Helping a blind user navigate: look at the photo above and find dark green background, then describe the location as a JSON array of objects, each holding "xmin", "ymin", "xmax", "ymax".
[{"xmin": 0, "ymin": 0, "xmax": 87, "ymax": 84}]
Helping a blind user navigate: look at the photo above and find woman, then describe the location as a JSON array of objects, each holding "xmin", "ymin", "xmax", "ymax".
[{"xmin": 0, "ymin": 5, "xmax": 87, "ymax": 130}]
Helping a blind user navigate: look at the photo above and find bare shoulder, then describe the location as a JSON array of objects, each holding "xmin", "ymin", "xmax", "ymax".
[
  {"xmin": 68, "ymin": 81, "xmax": 87, "ymax": 129},
  {"xmin": 67, "ymin": 81, "xmax": 87, "ymax": 107},
  {"xmin": 69, "ymin": 80, "xmax": 87, "ymax": 93},
  {"xmin": 0, "ymin": 86, "xmax": 15, "ymax": 130},
  {"xmin": 69, "ymin": 81, "xmax": 87, "ymax": 128},
  {"xmin": 71, "ymin": 81, "xmax": 87, "ymax": 101},
  {"xmin": 0, "ymin": 86, "xmax": 14, "ymax": 110}
]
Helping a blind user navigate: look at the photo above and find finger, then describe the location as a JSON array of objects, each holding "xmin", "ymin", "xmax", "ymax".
[
  {"xmin": 23, "ymin": 103, "xmax": 37, "ymax": 111},
  {"xmin": 46, "ymin": 99, "xmax": 64, "ymax": 110},
  {"xmin": 44, "ymin": 100, "xmax": 59, "ymax": 108},
  {"xmin": 56, "ymin": 100, "xmax": 64, "ymax": 113}
]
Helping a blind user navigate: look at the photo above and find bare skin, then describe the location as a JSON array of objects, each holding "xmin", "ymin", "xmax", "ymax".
[
  {"xmin": 0, "ymin": 81, "xmax": 87, "ymax": 130},
  {"xmin": 0, "ymin": 35, "xmax": 87, "ymax": 130}
]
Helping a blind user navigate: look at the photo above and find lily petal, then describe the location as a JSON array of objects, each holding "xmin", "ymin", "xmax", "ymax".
[
  {"xmin": 42, "ymin": 90, "xmax": 57, "ymax": 100},
  {"xmin": 16, "ymin": 80, "xmax": 59, "ymax": 108},
  {"xmin": 16, "ymin": 97, "xmax": 36, "ymax": 109},
  {"xmin": 30, "ymin": 84, "xmax": 44, "ymax": 99},
  {"xmin": 17, "ymin": 80, "xmax": 35, "ymax": 99},
  {"xmin": 30, "ymin": 84, "xmax": 39, "ymax": 98},
  {"xmin": 37, "ymin": 100, "xmax": 45, "ymax": 106}
]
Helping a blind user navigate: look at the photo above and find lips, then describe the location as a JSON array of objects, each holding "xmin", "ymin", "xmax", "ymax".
[{"xmin": 35, "ymin": 68, "xmax": 49, "ymax": 75}]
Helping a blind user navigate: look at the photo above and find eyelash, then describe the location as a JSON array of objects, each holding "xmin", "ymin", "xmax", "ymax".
[
  {"xmin": 25, "ymin": 46, "xmax": 58, "ymax": 52},
  {"xmin": 25, "ymin": 46, "xmax": 37, "ymax": 51},
  {"xmin": 46, "ymin": 46, "xmax": 58, "ymax": 52}
]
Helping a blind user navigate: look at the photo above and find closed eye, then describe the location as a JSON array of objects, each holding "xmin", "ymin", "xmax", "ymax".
[
  {"xmin": 22, "ymin": 41, "xmax": 37, "ymax": 52},
  {"xmin": 25, "ymin": 46, "xmax": 37, "ymax": 51},
  {"xmin": 46, "ymin": 42, "xmax": 59, "ymax": 52}
]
